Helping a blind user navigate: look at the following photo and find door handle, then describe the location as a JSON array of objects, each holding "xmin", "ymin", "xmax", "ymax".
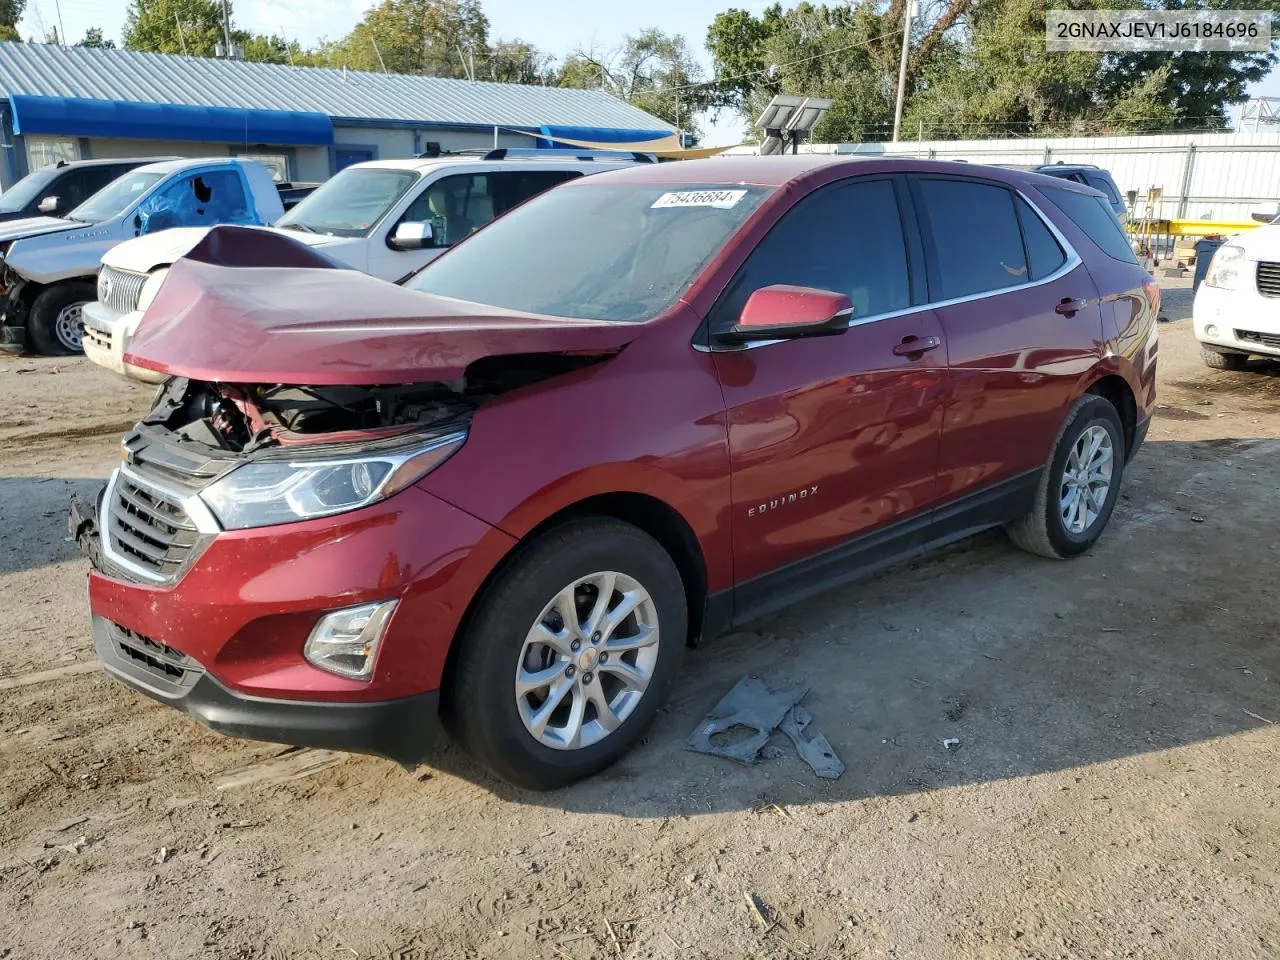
[
  {"xmin": 1055, "ymin": 297, "xmax": 1088, "ymax": 316},
  {"xmin": 892, "ymin": 335, "xmax": 942, "ymax": 357}
]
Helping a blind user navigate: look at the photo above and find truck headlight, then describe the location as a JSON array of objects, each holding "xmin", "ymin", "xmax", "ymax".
[
  {"xmin": 1204, "ymin": 244, "xmax": 1247, "ymax": 290},
  {"xmin": 199, "ymin": 431, "xmax": 465, "ymax": 530},
  {"xmin": 136, "ymin": 267, "xmax": 169, "ymax": 313}
]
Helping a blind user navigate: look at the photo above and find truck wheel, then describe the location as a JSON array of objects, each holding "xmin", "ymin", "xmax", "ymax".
[
  {"xmin": 448, "ymin": 518, "xmax": 686, "ymax": 790},
  {"xmin": 1005, "ymin": 394, "xmax": 1126, "ymax": 560},
  {"xmin": 28, "ymin": 282, "xmax": 95, "ymax": 355},
  {"xmin": 1200, "ymin": 345, "xmax": 1248, "ymax": 371}
]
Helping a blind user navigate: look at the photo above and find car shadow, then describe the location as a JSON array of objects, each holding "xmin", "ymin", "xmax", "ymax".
[
  {"xmin": 0, "ymin": 476, "xmax": 106, "ymax": 576},
  {"xmin": 418, "ymin": 437, "xmax": 1280, "ymax": 814}
]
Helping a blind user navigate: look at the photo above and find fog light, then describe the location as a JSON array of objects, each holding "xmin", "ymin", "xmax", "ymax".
[
  {"xmin": 304, "ymin": 600, "xmax": 398, "ymax": 680},
  {"xmin": 1205, "ymin": 324, "xmax": 1220, "ymax": 339}
]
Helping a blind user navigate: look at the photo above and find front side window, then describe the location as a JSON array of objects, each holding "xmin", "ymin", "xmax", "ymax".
[
  {"xmin": 277, "ymin": 167, "xmax": 418, "ymax": 237},
  {"xmin": 710, "ymin": 178, "xmax": 912, "ymax": 330},
  {"xmin": 407, "ymin": 182, "xmax": 770, "ymax": 321},
  {"xmin": 65, "ymin": 171, "xmax": 164, "ymax": 223},
  {"xmin": 1042, "ymin": 185, "xmax": 1138, "ymax": 264},
  {"xmin": 402, "ymin": 174, "xmax": 494, "ymax": 246},
  {"xmin": 0, "ymin": 167, "xmax": 58, "ymax": 214},
  {"xmin": 917, "ymin": 178, "xmax": 1029, "ymax": 299}
]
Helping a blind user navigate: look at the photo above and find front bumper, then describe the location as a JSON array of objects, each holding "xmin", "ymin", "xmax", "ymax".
[
  {"xmin": 81, "ymin": 301, "xmax": 163, "ymax": 382},
  {"xmin": 91, "ymin": 615, "xmax": 442, "ymax": 764},
  {"xmin": 1193, "ymin": 281, "xmax": 1280, "ymax": 357}
]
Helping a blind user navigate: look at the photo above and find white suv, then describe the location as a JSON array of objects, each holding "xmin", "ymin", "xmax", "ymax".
[
  {"xmin": 1193, "ymin": 222, "xmax": 1280, "ymax": 369},
  {"xmin": 83, "ymin": 149, "xmax": 649, "ymax": 381}
]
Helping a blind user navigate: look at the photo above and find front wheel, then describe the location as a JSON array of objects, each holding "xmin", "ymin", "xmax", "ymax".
[
  {"xmin": 448, "ymin": 518, "xmax": 687, "ymax": 790},
  {"xmin": 1006, "ymin": 394, "xmax": 1126, "ymax": 560},
  {"xmin": 28, "ymin": 282, "xmax": 95, "ymax": 355},
  {"xmin": 1200, "ymin": 345, "xmax": 1249, "ymax": 371}
]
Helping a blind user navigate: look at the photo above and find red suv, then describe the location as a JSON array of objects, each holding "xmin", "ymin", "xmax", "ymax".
[{"xmin": 76, "ymin": 157, "xmax": 1157, "ymax": 789}]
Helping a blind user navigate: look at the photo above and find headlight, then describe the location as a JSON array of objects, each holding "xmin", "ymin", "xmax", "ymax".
[
  {"xmin": 1204, "ymin": 244, "xmax": 1248, "ymax": 290},
  {"xmin": 199, "ymin": 431, "xmax": 465, "ymax": 530},
  {"xmin": 136, "ymin": 267, "xmax": 169, "ymax": 312}
]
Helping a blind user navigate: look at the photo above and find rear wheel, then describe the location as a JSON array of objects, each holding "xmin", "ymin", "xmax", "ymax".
[
  {"xmin": 1200, "ymin": 345, "xmax": 1249, "ymax": 371},
  {"xmin": 1006, "ymin": 394, "xmax": 1125, "ymax": 560},
  {"xmin": 28, "ymin": 282, "xmax": 95, "ymax": 355},
  {"xmin": 449, "ymin": 518, "xmax": 686, "ymax": 790}
]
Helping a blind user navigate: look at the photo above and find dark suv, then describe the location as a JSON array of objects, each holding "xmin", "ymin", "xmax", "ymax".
[
  {"xmin": 77, "ymin": 157, "xmax": 1158, "ymax": 789},
  {"xmin": 0, "ymin": 158, "xmax": 169, "ymax": 222},
  {"xmin": 1032, "ymin": 164, "xmax": 1127, "ymax": 219}
]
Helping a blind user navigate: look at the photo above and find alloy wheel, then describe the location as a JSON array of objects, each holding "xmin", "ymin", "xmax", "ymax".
[
  {"xmin": 1059, "ymin": 424, "xmax": 1114, "ymax": 535},
  {"xmin": 515, "ymin": 571, "xmax": 660, "ymax": 750}
]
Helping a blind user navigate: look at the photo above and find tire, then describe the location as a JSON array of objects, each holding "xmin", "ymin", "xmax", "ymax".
[
  {"xmin": 449, "ymin": 518, "xmax": 687, "ymax": 790},
  {"xmin": 28, "ymin": 282, "xmax": 95, "ymax": 356},
  {"xmin": 1005, "ymin": 394, "xmax": 1126, "ymax": 560},
  {"xmin": 1200, "ymin": 345, "xmax": 1248, "ymax": 371}
]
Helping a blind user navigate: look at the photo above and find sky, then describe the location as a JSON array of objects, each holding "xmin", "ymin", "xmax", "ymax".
[
  {"xmin": 17, "ymin": 0, "xmax": 1280, "ymax": 143},
  {"xmin": 19, "ymin": 0, "xmax": 758, "ymax": 145}
]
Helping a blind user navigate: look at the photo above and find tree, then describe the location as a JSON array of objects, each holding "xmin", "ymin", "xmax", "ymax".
[
  {"xmin": 485, "ymin": 39, "xmax": 554, "ymax": 85},
  {"xmin": 328, "ymin": 0, "xmax": 489, "ymax": 77},
  {"xmin": 561, "ymin": 29, "xmax": 718, "ymax": 134},
  {"xmin": 0, "ymin": 0, "xmax": 23, "ymax": 41},
  {"xmin": 79, "ymin": 27, "xmax": 116, "ymax": 48},
  {"xmin": 123, "ymin": 0, "xmax": 226, "ymax": 57}
]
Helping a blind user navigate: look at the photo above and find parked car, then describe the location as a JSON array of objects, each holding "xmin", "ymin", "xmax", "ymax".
[
  {"xmin": 80, "ymin": 149, "xmax": 650, "ymax": 381},
  {"xmin": 73, "ymin": 157, "xmax": 1158, "ymax": 789},
  {"xmin": 1, "ymin": 157, "xmax": 283, "ymax": 355},
  {"xmin": 1001, "ymin": 163, "xmax": 1128, "ymax": 220},
  {"xmin": 1193, "ymin": 221, "xmax": 1280, "ymax": 368},
  {"xmin": 0, "ymin": 157, "xmax": 173, "ymax": 223}
]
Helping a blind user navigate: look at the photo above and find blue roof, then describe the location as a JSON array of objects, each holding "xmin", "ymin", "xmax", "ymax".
[{"xmin": 0, "ymin": 43, "xmax": 673, "ymax": 135}]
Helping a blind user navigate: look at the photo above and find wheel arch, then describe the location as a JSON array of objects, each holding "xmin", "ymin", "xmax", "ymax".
[{"xmin": 1084, "ymin": 373, "xmax": 1137, "ymax": 458}]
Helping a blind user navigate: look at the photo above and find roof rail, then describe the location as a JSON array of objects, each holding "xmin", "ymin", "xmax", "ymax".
[{"xmin": 462, "ymin": 147, "xmax": 657, "ymax": 164}]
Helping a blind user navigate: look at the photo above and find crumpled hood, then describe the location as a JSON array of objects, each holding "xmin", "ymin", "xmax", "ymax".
[
  {"xmin": 0, "ymin": 215, "xmax": 80, "ymax": 243},
  {"xmin": 124, "ymin": 225, "xmax": 638, "ymax": 385}
]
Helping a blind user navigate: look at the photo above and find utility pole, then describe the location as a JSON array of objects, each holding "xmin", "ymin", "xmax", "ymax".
[
  {"xmin": 53, "ymin": 0, "xmax": 66, "ymax": 45},
  {"xmin": 175, "ymin": 14, "xmax": 188, "ymax": 56},
  {"xmin": 221, "ymin": 0, "xmax": 233, "ymax": 58},
  {"xmin": 891, "ymin": 0, "xmax": 917, "ymax": 142}
]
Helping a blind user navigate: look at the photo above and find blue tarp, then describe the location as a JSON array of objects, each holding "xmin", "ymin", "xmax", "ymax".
[
  {"xmin": 535, "ymin": 124, "xmax": 672, "ymax": 149},
  {"xmin": 9, "ymin": 95, "xmax": 334, "ymax": 146}
]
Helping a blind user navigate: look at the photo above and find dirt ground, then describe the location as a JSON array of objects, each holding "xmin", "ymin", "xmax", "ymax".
[{"xmin": 2, "ymin": 279, "xmax": 1279, "ymax": 960}]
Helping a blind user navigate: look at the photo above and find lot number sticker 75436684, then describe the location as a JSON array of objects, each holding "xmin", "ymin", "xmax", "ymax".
[{"xmin": 651, "ymin": 190, "xmax": 747, "ymax": 209}]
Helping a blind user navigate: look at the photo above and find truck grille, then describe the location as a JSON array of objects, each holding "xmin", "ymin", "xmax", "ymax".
[
  {"xmin": 97, "ymin": 264, "xmax": 149, "ymax": 314},
  {"xmin": 1236, "ymin": 329, "xmax": 1280, "ymax": 350},
  {"xmin": 1255, "ymin": 261, "xmax": 1280, "ymax": 298},
  {"xmin": 105, "ymin": 469, "xmax": 201, "ymax": 580}
]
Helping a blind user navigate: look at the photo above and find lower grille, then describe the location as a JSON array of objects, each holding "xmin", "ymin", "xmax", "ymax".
[
  {"xmin": 96, "ymin": 619, "xmax": 204, "ymax": 696},
  {"xmin": 105, "ymin": 469, "xmax": 201, "ymax": 580},
  {"xmin": 1236, "ymin": 329, "xmax": 1280, "ymax": 350},
  {"xmin": 82, "ymin": 320, "xmax": 113, "ymax": 352},
  {"xmin": 98, "ymin": 264, "xmax": 148, "ymax": 315}
]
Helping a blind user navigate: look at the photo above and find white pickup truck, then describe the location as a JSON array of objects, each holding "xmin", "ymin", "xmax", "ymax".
[{"xmin": 83, "ymin": 149, "xmax": 647, "ymax": 382}]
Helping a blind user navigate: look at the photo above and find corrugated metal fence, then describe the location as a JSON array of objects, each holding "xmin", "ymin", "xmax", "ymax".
[{"xmin": 731, "ymin": 133, "xmax": 1280, "ymax": 223}]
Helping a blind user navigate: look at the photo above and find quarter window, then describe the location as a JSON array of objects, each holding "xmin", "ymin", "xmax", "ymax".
[
  {"xmin": 711, "ymin": 178, "xmax": 911, "ymax": 329},
  {"xmin": 917, "ymin": 178, "xmax": 1029, "ymax": 299},
  {"xmin": 1042, "ymin": 185, "xmax": 1138, "ymax": 264}
]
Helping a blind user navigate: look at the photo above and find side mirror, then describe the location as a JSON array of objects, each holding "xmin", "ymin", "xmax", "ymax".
[
  {"xmin": 1251, "ymin": 203, "xmax": 1280, "ymax": 224},
  {"xmin": 38, "ymin": 195, "xmax": 61, "ymax": 214},
  {"xmin": 714, "ymin": 284, "xmax": 854, "ymax": 344},
  {"xmin": 390, "ymin": 221, "xmax": 434, "ymax": 251}
]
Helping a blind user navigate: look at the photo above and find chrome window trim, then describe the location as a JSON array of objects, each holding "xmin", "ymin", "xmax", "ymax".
[
  {"xmin": 698, "ymin": 186, "xmax": 1082, "ymax": 353},
  {"xmin": 99, "ymin": 465, "xmax": 221, "ymax": 584}
]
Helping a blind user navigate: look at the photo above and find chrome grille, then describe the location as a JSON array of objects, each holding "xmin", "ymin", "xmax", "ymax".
[
  {"xmin": 1255, "ymin": 261, "xmax": 1280, "ymax": 298},
  {"xmin": 105, "ymin": 470, "xmax": 201, "ymax": 580},
  {"xmin": 97, "ymin": 264, "xmax": 149, "ymax": 314}
]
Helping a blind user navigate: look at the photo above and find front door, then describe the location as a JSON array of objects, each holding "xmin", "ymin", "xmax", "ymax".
[{"xmin": 707, "ymin": 176, "xmax": 949, "ymax": 619}]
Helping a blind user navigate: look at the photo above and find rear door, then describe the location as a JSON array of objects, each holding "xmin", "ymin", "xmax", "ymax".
[
  {"xmin": 910, "ymin": 174, "xmax": 1103, "ymax": 507},
  {"xmin": 710, "ymin": 175, "xmax": 949, "ymax": 615}
]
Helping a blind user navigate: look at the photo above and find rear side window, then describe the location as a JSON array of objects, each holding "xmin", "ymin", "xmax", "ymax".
[
  {"xmin": 917, "ymin": 179, "xmax": 1028, "ymax": 299},
  {"xmin": 1015, "ymin": 197, "xmax": 1066, "ymax": 281},
  {"xmin": 1042, "ymin": 185, "xmax": 1137, "ymax": 264},
  {"xmin": 1085, "ymin": 174, "xmax": 1122, "ymax": 206},
  {"xmin": 710, "ymin": 178, "xmax": 911, "ymax": 327}
]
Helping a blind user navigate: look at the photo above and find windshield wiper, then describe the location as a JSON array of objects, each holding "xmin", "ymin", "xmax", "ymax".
[{"xmin": 280, "ymin": 221, "xmax": 318, "ymax": 234}]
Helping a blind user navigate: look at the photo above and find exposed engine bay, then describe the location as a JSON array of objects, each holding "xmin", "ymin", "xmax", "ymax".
[{"xmin": 141, "ymin": 352, "xmax": 605, "ymax": 454}]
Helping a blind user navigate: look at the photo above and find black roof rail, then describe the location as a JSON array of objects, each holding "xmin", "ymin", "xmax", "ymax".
[{"xmin": 469, "ymin": 147, "xmax": 657, "ymax": 164}]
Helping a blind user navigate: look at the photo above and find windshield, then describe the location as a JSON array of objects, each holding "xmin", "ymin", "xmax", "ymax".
[
  {"xmin": 0, "ymin": 168, "xmax": 58, "ymax": 214},
  {"xmin": 277, "ymin": 168, "xmax": 418, "ymax": 237},
  {"xmin": 407, "ymin": 182, "xmax": 770, "ymax": 321},
  {"xmin": 67, "ymin": 171, "xmax": 164, "ymax": 223}
]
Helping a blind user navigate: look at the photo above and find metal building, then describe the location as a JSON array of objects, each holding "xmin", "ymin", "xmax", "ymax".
[{"xmin": 0, "ymin": 43, "xmax": 676, "ymax": 188}]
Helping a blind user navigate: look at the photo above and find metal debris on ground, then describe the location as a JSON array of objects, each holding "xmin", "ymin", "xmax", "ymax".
[
  {"xmin": 942, "ymin": 737, "xmax": 961, "ymax": 751},
  {"xmin": 686, "ymin": 675, "xmax": 844, "ymax": 778}
]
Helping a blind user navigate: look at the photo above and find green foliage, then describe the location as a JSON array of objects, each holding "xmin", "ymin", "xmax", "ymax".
[
  {"xmin": 485, "ymin": 39, "xmax": 555, "ymax": 85},
  {"xmin": 79, "ymin": 27, "xmax": 116, "ymax": 48},
  {"xmin": 326, "ymin": 0, "xmax": 489, "ymax": 76},
  {"xmin": 0, "ymin": 0, "xmax": 23, "ymax": 29},
  {"xmin": 123, "ymin": 0, "xmax": 226, "ymax": 56}
]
